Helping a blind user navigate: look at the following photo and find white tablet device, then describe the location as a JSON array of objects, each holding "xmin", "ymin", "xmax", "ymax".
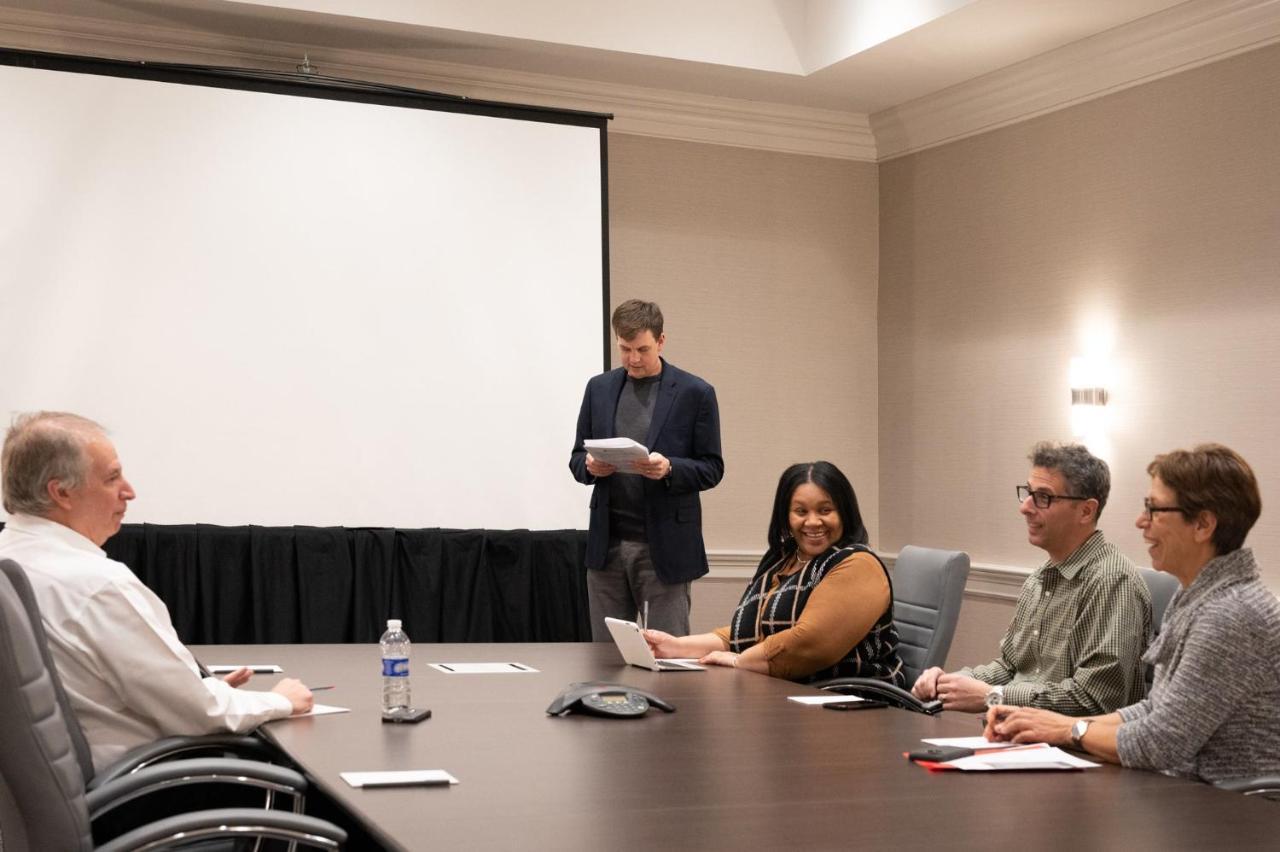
[{"xmin": 604, "ymin": 617, "xmax": 705, "ymax": 671}]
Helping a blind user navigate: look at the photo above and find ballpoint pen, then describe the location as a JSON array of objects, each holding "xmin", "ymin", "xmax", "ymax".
[{"xmin": 643, "ymin": 601, "xmax": 649, "ymax": 633}]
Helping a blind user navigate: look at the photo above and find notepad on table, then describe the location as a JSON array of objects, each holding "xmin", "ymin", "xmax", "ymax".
[{"xmin": 341, "ymin": 770, "xmax": 458, "ymax": 788}]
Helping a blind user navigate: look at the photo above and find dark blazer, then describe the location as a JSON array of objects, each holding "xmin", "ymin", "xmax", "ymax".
[{"xmin": 569, "ymin": 359, "xmax": 723, "ymax": 584}]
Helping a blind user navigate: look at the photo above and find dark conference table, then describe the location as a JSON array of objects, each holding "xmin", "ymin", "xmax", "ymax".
[{"xmin": 194, "ymin": 643, "xmax": 1280, "ymax": 850}]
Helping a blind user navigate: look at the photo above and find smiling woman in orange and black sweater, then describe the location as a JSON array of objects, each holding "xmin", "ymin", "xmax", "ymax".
[{"xmin": 644, "ymin": 461, "xmax": 905, "ymax": 685}]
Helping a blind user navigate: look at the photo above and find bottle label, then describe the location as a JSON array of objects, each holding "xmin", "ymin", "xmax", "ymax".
[{"xmin": 382, "ymin": 657, "xmax": 409, "ymax": 677}]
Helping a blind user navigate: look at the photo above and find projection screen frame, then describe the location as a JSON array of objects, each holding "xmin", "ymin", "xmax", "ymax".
[{"xmin": 0, "ymin": 47, "xmax": 614, "ymax": 530}]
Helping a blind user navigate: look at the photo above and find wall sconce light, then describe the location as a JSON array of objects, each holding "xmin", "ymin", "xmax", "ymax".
[
  {"xmin": 1071, "ymin": 386, "xmax": 1109, "ymax": 406},
  {"xmin": 1069, "ymin": 356, "xmax": 1110, "ymax": 443}
]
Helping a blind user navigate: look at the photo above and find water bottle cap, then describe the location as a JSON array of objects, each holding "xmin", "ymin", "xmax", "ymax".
[{"xmin": 387, "ymin": 619, "xmax": 401, "ymax": 630}]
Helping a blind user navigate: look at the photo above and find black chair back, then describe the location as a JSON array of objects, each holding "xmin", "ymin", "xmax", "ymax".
[{"xmin": 0, "ymin": 558, "xmax": 93, "ymax": 850}]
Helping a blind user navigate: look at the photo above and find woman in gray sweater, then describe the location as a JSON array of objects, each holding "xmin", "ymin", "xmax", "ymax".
[{"xmin": 984, "ymin": 443, "xmax": 1280, "ymax": 783}]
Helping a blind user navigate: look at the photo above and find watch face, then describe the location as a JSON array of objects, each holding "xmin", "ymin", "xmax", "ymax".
[
  {"xmin": 1071, "ymin": 720, "xmax": 1090, "ymax": 744},
  {"xmin": 984, "ymin": 688, "xmax": 1003, "ymax": 708}
]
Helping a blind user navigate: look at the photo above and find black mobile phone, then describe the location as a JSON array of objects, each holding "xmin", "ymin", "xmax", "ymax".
[
  {"xmin": 906, "ymin": 745, "xmax": 974, "ymax": 762},
  {"xmin": 822, "ymin": 699, "xmax": 889, "ymax": 711},
  {"xmin": 381, "ymin": 707, "xmax": 432, "ymax": 724}
]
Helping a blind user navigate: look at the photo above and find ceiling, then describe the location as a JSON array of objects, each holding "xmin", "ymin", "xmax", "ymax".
[{"xmin": 1, "ymin": 0, "xmax": 1197, "ymax": 113}]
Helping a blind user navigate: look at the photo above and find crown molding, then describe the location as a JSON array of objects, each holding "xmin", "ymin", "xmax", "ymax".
[
  {"xmin": 0, "ymin": 6, "xmax": 876, "ymax": 161},
  {"xmin": 3, "ymin": 2, "xmax": 1276, "ymax": 164},
  {"xmin": 872, "ymin": 0, "xmax": 1280, "ymax": 160}
]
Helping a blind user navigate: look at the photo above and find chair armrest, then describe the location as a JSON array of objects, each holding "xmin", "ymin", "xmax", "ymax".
[
  {"xmin": 813, "ymin": 677, "xmax": 943, "ymax": 715},
  {"xmin": 89, "ymin": 734, "xmax": 280, "ymax": 790},
  {"xmin": 86, "ymin": 758, "xmax": 307, "ymax": 820},
  {"xmin": 97, "ymin": 808, "xmax": 346, "ymax": 852},
  {"xmin": 1214, "ymin": 776, "xmax": 1280, "ymax": 799}
]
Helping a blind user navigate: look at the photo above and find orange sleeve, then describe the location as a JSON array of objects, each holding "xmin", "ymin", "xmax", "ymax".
[
  {"xmin": 711, "ymin": 625, "xmax": 732, "ymax": 646},
  {"xmin": 752, "ymin": 552, "xmax": 890, "ymax": 681}
]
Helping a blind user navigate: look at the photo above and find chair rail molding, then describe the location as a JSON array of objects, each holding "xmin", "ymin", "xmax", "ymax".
[{"xmin": 706, "ymin": 549, "xmax": 1029, "ymax": 602}]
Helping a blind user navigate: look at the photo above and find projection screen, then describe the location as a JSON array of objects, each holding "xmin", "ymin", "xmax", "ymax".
[{"xmin": 0, "ymin": 51, "xmax": 608, "ymax": 530}]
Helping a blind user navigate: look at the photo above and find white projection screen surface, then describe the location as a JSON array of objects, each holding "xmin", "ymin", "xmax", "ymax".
[{"xmin": 0, "ymin": 56, "xmax": 607, "ymax": 530}]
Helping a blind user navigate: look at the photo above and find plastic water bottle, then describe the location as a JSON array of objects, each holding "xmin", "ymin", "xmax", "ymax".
[{"xmin": 380, "ymin": 618, "xmax": 411, "ymax": 712}]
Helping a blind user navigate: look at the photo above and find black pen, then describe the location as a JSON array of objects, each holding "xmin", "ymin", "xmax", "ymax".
[{"xmin": 310, "ymin": 685, "xmax": 336, "ymax": 691}]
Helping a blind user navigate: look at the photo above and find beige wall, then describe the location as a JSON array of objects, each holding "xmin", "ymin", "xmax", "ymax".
[
  {"xmin": 608, "ymin": 135, "xmax": 881, "ymax": 550},
  {"xmin": 879, "ymin": 42, "xmax": 1280, "ymax": 588}
]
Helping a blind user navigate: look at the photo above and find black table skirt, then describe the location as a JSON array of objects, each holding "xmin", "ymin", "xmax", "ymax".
[{"xmin": 89, "ymin": 525, "xmax": 590, "ymax": 644}]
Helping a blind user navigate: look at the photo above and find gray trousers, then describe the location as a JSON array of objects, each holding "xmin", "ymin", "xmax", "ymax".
[{"xmin": 587, "ymin": 539, "xmax": 691, "ymax": 641}]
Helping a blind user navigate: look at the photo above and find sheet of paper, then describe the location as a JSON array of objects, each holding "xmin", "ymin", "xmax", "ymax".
[
  {"xmin": 278, "ymin": 703, "xmax": 349, "ymax": 719},
  {"xmin": 787, "ymin": 694, "xmax": 864, "ymax": 705},
  {"xmin": 583, "ymin": 437, "xmax": 649, "ymax": 472},
  {"xmin": 946, "ymin": 744, "xmax": 1100, "ymax": 771},
  {"xmin": 340, "ymin": 770, "xmax": 458, "ymax": 788},
  {"xmin": 206, "ymin": 664, "xmax": 282, "ymax": 674},
  {"xmin": 922, "ymin": 737, "xmax": 1020, "ymax": 750},
  {"xmin": 428, "ymin": 662, "xmax": 540, "ymax": 674}
]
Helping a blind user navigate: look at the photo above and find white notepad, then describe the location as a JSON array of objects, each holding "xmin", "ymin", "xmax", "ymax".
[{"xmin": 341, "ymin": 770, "xmax": 458, "ymax": 788}]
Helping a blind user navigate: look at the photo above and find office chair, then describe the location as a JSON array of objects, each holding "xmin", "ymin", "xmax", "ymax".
[
  {"xmin": 1214, "ymin": 776, "xmax": 1280, "ymax": 801},
  {"xmin": 0, "ymin": 558, "xmax": 346, "ymax": 850},
  {"xmin": 813, "ymin": 545, "xmax": 970, "ymax": 712},
  {"xmin": 1139, "ymin": 567, "xmax": 1179, "ymax": 637},
  {"xmin": 1138, "ymin": 567, "xmax": 1180, "ymax": 690}
]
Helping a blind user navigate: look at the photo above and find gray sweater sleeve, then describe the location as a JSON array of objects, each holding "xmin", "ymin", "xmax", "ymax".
[{"xmin": 1116, "ymin": 600, "xmax": 1258, "ymax": 772}]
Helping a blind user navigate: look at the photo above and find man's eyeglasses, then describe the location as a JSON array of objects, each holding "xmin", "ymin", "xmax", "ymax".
[
  {"xmin": 1016, "ymin": 485, "xmax": 1090, "ymax": 509},
  {"xmin": 1142, "ymin": 498, "xmax": 1187, "ymax": 521}
]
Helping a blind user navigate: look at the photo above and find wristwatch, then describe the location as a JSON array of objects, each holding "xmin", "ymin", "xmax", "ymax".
[
  {"xmin": 984, "ymin": 685, "xmax": 1004, "ymax": 708},
  {"xmin": 1070, "ymin": 719, "xmax": 1093, "ymax": 749}
]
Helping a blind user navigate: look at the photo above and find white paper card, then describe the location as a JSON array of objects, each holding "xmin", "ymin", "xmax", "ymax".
[
  {"xmin": 946, "ymin": 744, "xmax": 1100, "ymax": 771},
  {"xmin": 428, "ymin": 662, "xmax": 539, "ymax": 674},
  {"xmin": 922, "ymin": 737, "xmax": 1020, "ymax": 749},
  {"xmin": 341, "ymin": 770, "xmax": 458, "ymax": 788},
  {"xmin": 282, "ymin": 703, "xmax": 349, "ymax": 718},
  {"xmin": 207, "ymin": 664, "xmax": 283, "ymax": 674},
  {"xmin": 787, "ymin": 694, "xmax": 864, "ymax": 705}
]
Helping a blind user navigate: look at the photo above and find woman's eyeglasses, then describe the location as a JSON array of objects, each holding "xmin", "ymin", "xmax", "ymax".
[{"xmin": 1142, "ymin": 498, "xmax": 1187, "ymax": 521}]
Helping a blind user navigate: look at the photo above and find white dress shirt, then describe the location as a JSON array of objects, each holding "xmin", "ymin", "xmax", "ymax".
[{"xmin": 0, "ymin": 513, "xmax": 292, "ymax": 771}]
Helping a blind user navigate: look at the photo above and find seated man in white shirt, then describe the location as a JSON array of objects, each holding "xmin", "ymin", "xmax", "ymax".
[{"xmin": 0, "ymin": 411, "xmax": 312, "ymax": 771}]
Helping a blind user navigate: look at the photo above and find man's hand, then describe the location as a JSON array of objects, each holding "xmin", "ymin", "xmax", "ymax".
[
  {"xmin": 984, "ymin": 705, "xmax": 1073, "ymax": 746},
  {"xmin": 935, "ymin": 672, "xmax": 991, "ymax": 713},
  {"xmin": 631, "ymin": 452, "xmax": 671, "ymax": 480},
  {"xmin": 272, "ymin": 678, "xmax": 314, "ymax": 715},
  {"xmin": 585, "ymin": 452, "xmax": 617, "ymax": 478},
  {"xmin": 912, "ymin": 666, "xmax": 944, "ymax": 700},
  {"xmin": 221, "ymin": 666, "xmax": 252, "ymax": 688}
]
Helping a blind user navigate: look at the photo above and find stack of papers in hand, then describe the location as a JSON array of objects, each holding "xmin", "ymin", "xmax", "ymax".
[{"xmin": 584, "ymin": 438, "xmax": 648, "ymax": 472}]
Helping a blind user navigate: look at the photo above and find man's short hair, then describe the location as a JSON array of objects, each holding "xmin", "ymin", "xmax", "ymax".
[
  {"xmin": 1029, "ymin": 441, "xmax": 1110, "ymax": 520},
  {"xmin": 611, "ymin": 299, "xmax": 664, "ymax": 341},
  {"xmin": 1147, "ymin": 443, "xmax": 1261, "ymax": 555},
  {"xmin": 1, "ymin": 412, "xmax": 104, "ymax": 515}
]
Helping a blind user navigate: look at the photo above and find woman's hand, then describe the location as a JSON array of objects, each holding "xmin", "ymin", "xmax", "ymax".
[
  {"xmin": 643, "ymin": 628, "xmax": 680, "ymax": 658},
  {"xmin": 698, "ymin": 650, "xmax": 741, "ymax": 669}
]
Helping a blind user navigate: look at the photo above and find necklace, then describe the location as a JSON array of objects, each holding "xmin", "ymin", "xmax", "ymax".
[{"xmin": 794, "ymin": 553, "xmax": 812, "ymax": 571}]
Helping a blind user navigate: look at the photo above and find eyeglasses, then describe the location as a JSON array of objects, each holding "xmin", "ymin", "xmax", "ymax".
[
  {"xmin": 1016, "ymin": 485, "xmax": 1091, "ymax": 509},
  {"xmin": 1142, "ymin": 498, "xmax": 1187, "ymax": 522}
]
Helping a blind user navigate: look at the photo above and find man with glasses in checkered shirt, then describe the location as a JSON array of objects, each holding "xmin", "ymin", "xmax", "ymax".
[{"xmin": 912, "ymin": 442, "xmax": 1152, "ymax": 715}]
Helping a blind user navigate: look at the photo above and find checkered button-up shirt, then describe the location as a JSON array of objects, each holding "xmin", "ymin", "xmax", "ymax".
[{"xmin": 964, "ymin": 530, "xmax": 1151, "ymax": 715}]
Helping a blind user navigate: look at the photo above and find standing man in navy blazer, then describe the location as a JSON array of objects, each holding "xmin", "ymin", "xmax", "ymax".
[{"xmin": 570, "ymin": 300, "xmax": 724, "ymax": 639}]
